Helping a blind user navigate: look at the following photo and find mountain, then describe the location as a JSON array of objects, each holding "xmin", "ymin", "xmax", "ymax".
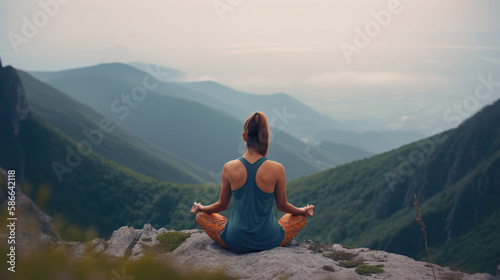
[
  {"xmin": 180, "ymin": 80, "xmax": 350, "ymax": 140},
  {"xmin": 29, "ymin": 63, "xmax": 344, "ymax": 179},
  {"xmin": 287, "ymin": 98, "xmax": 500, "ymax": 274},
  {"xmin": 313, "ymin": 129, "xmax": 427, "ymax": 154},
  {"xmin": 128, "ymin": 62, "xmax": 186, "ymax": 82},
  {"xmin": 307, "ymin": 141, "xmax": 373, "ymax": 166},
  {"xmin": 0, "ymin": 63, "xmax": 218, "ymax": 239},
  {"xmin": 18, "ymin": 70, "xmax": 212, "ymax": 184}
]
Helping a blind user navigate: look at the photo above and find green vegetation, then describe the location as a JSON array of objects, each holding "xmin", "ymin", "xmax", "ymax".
[
  {"xmin": 322, "ymin": 265, "xmax": 335, "ymax": 272},
  {"xmin": 307, "ymin": 243, "xmax": 333, "ymax": 253},
  {"xmin": 16, "ymin": 113, "xmax": 223, "ymax": 240},
  {"xmin": 339, "ymin": 259, "xmax": 365, "ymax": 268},
  {"xmin": 156, "ymin": 231, "xmax": 191, "ymax": 253},
  {"xmin": 287, "ymin": 99, "xmax": 500, "ymax": 274},
  {"xmin": 0, "ymin": 245, "xmax": 231, "ymax": 280},
  {"xmin": 322, "ymin": 251, "xmax": 357, "ymax": 261},
  {"xmin": 355, "ymin": 264, "xmax": 384, "ymax": 275},
  {"xmin": 19, "ymin": 70, "xmax": 212, "ymax": 184}
]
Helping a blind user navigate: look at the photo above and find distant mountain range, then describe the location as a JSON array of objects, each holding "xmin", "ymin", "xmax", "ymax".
[
  {"xmin": 288, "ymin": 98, "xmax": 500, "ymax": 274},
  {"xmin": 29, "ymin": 63, "xmax": 375, "ymax": 179},
  {"xmin": 313, "ymin": 129, "xmax": 426, "ymax": 154},
  {"xmin": 1, "ymin": 63, "xmax": 218, "ymax": 239},
  {"xmin": 18, "ymin": 70, "xmax": 212, "ymax": 184}
]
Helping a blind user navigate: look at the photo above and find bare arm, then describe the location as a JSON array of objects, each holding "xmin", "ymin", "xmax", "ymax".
[
  {"xmin": 274, "ymin": 163, "xmax": 314, "ymax": 216},
  {"xmin": 192, "ymin": 164, "xmax": 232, "ymax": 214}
]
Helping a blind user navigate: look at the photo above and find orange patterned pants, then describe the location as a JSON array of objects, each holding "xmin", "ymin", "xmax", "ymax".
[{"xmin": 195, "ymin": 212, "xmax": 307, "ymax": 248}]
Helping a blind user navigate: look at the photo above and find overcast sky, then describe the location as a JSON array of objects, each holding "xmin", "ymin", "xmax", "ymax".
[{"xmin": 1, "ymin": 0, "xmax": 500, "ymax": 132}]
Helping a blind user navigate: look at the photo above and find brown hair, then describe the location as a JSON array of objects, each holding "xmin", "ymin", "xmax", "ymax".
[{"xmin": 243, "ymin": 112, "xmax": 269, "ymax": 156}]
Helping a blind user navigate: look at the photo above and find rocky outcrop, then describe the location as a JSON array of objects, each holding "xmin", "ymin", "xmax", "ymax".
[{"xmin": 58, "ymin": 224, "xmax": 497, "ymax": 280}]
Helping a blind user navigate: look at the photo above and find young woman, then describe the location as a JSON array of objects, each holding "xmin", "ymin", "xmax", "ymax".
[{"xmin": 191, "ymin": 111, "xmax": 314, "ymax": 253}]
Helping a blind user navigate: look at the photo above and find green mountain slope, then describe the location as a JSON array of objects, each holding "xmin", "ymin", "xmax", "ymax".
[
  {"xmin": 17, "ymin": 113, "xmax": 216, "ymax": 239},
  {"xmin": 287, "ymin": 99, "xmax": 500, "ymax": 274},
  {"xmin": 29, "ymin": 63, "xmax": 334, "ymax": 179},
  {"xmin": 18, "ymin": 70, "xmax": 212, "ymax": 184}
]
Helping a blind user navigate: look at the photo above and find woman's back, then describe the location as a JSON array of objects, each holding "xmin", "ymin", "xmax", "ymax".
[
  {"xmin": 192, "ymin": 111, "xmax": 313, "ymax": 254},
  {"xmin": 224, "ymin": 155, "xmax": 282, "ymax": 193},
  {"xmin": 219, "ymin": 156, "xmax": 285, "ymax": 253}
]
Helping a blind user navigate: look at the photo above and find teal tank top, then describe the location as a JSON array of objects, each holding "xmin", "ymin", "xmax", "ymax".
[{"xmin": 220, "ymin": 156, "xmax": 285, "ymax": 253}]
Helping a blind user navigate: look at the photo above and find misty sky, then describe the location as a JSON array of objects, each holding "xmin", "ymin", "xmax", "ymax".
[{"xmin": 1, "ymin": 0, "xmax": 500, "ymax": 133}]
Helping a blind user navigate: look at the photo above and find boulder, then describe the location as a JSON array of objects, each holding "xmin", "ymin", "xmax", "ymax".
[{"xmin": 103, "ymin": 226, "xmax": 141, "ymax": 258}]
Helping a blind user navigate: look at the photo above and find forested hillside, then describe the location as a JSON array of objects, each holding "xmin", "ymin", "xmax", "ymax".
[{"xmin": 288, "ymin": 99, "xmax": 500, "ymax": 274}]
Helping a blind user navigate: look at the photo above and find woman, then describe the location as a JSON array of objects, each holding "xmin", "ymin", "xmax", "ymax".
[{"xmin": 191, "ymin": 111, "xmax": 314, "ymax": 253}]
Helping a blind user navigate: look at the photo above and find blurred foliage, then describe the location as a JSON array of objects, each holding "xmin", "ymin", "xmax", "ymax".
[{"xmin": 0, "ymin": 244, "xmax": 232, "ymax": 280}]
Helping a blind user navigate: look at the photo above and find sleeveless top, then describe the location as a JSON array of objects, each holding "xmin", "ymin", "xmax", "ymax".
[{"xmin": 220, "ymin": 156, "xmax": 285, "ymax": 253}]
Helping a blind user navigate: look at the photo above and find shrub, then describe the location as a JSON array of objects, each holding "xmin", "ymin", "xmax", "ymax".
[
  {"xmin": 156, "ymin": 231, "xmax": 190, "ymax": 253},
  {"xmin": 355, "ymin": 264, "xmax": 384, "ymax": 275},
  {"xmin": 339, "ymin": 259, "xmax": 365, "ymax": 268},
  {"xmin": 322, "ymin": 251, "xmax": 357, "ymax": 261}
]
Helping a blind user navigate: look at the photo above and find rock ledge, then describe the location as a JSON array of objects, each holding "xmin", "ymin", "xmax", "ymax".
[{"xmin": 59, "ymin": 224, "xmax": 497, "ymax": 280}]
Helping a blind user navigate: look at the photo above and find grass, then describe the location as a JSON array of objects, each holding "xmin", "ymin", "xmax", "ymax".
[
  {"xmin": 322, "ymin": 265, "xmax": 336, "ymax": 272},
  {"xmin": 338, "ymin": 259, "xmax": 365, "ymax": 268},
  {"xmin": 322, "ymin": 250, "xmax": 357, "ymax": 261},
  {"xmin": 307, "ymin": 243, "xmax": 333, "ymax": 253},
  {"xmin": 340, "ymin": 244, "xmax": 354, "ymax": 249},
  {"xmin": 414, "ymin": 194, "xmax": 437, "ymax": 280},
  {"xmin": 0, "ymin": 245, "xmax": 232, "ymax": 280},
  {"xmin": 155, "ymin": 231, "xmax": 191, "ymax": 253},
  {"xmin": 355, "ymin": 264, "xmax": 384, "ymax": 275}
]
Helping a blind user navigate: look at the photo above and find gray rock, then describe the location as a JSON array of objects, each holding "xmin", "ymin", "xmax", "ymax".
[
  {"xmin": 138, "ymin": 223, "xmax": 159, "ymax": 247},
  {"xmin": 103, "ymin": 226, "xmax": 141, "ymax": 258},
  {"xmin": 160, "ymin": 230, "xmax": 497, "ymax": 280},
  {"xmin": 56, "ymin": 225, "xmax": 498, "ymax": 280},
  {"xmin": 91, "ymin": 239, "xmax": 105, "ymax": 255},
  {"xmin": 497, "ymin": 263, "xmax": 500, "ymax": 279},
  {"xmin": 129, "ymin": 243, "xmax": 144, "ymax": 261},
  {"xmin": 66, "ymin": 238, "xmax": 104, "ymax": 258}
]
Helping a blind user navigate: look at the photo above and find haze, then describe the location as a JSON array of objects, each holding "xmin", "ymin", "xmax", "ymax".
[{"xmin": 1, "ymin": 0, "xmax": 500, "ymax": 133}]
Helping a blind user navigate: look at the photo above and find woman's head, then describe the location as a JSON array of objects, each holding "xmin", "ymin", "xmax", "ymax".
[{"xmin": 243, "ymin": 112, "xmax": 269, "ymax": 156}]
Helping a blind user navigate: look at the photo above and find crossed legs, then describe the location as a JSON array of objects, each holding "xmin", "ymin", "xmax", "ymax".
[
  {"xmin": 277, "ymin": 213, "xmax": 307, "ymax": 246},
  {"xmin": 195, "ymin": 212, "xmax": 228, "ymax": 248},
  {"xmin": 195, "ymin": 212, "xmax": 307, "ymax": 248}
]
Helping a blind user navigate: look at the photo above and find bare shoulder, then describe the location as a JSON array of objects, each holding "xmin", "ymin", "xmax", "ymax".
[
  {"xmin": 263, "ymin": 159, "xmax": 285, "ymax": 172},
  {"xmin": 223, "ymin": 159, "xmax": 245, "ymax": 173}
]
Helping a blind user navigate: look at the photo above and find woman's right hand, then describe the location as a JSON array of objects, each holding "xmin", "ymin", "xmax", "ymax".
[
  {"xmin": 301, "ymin": 204, "xmax": 314, "ymax": 217},
  {"xmin": 190, "ymin": 202, "xmax": 203, "ymax": 214}
]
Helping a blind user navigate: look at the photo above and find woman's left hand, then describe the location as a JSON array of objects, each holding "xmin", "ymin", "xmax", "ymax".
[{"xmin": 190, "ymin": 202, "xmax": 203, "ymax": 214}]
